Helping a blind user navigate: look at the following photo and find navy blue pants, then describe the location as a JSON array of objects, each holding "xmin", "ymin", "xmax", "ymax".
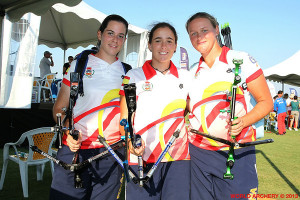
[
  {"xmin": 126, "ymin": 160, "xmax": 190, "ymax": 200},
  {"xmin": 190, "ymin": 143, "xmax": 258, "ymax": 200},
  {"xmin": 50, "ymin": 145, "xmax": 124, "ymax": 200}
]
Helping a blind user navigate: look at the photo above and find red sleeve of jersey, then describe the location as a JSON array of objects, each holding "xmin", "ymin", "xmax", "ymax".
[
  {"xmin": 119, "ymin": 90, "xmax": 125, "ymax": 96},
  {"xmin": 62, "ymin": 78, "xmax": 70, "ymax": 87},
  {"xmin": 246, "ymin": 68, "xmax": 263, "ymax": 83}
]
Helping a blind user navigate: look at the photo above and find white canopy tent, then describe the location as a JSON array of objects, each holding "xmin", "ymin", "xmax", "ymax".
[
  {"xmin": 0, "ymin": 0, "xmax": 82, "ymax": 68},
  {"xmin": 0, "ymin": 1, "xmax": 150, "ymax": 108},
  {"xmin": 0, "ymin": 0, "xmax": 81, "ymax": 22},
  {"xmin": 0, "ymin": 0, "xmax": 81, "ymax": 37},
  {"xmin": 0, "ymin": 0, "xmax": 82, "ymax": 109},
  {"xmin": 264, "ymin": 50, "xmax": 300, "ymax": 88},
  {"xmin": 38, "ymin": 2, "xmax": 150, "ymax": 66}
]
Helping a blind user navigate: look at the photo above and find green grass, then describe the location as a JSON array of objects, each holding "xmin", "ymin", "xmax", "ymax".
[
  {"xmin": 0, "ymin": 130, "xmax": 299, "ymax": 199},
  {"xmin": 256, "ymin": 130, "xmax": 300, "ymax": 199},
  {"xmin": 0, "ymin": 152, "xmax": 53, "ymax": 200},
  {"xmin": 0, "ymin": 146, "xmax": 126, "ymax": 200}
]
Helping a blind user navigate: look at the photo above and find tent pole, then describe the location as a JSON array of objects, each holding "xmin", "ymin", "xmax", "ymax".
[{"xmin": 282, "ymin": 82, "xmax": 284, "ymax": 93}]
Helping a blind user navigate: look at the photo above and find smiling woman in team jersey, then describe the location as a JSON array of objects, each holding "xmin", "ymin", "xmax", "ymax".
[
  {"xmin": 51, "ymin": 14, "xmax": 131, "ymax": 200},
  {"xmin": 186, "ymin": 12, "xmax": 273, "ymax": 200},
  {"xmin": 120, "ymin": 22, "xmax": 191, "ymax": 200}
]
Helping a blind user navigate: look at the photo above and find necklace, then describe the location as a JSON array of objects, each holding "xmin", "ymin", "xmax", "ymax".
[{"xmin": 150, "ymin": 63, "xmax": 170, "ymax": 74}]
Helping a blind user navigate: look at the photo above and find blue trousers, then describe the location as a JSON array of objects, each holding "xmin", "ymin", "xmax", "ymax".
[
  {"xmin": 190, "ymin": 143, "xmax": 258, "ymax": 200},
  {"xmin": 126, "ymin": 160, "xmax": 190, "ymax": 200},
  {"xmin": 50, "ymin": 145, "xmax": 124, "ymax": 200}
]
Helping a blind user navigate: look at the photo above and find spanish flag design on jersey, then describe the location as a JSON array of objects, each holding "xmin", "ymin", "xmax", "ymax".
[
  {"xmin": 120, "ymin": 60, "xmax": 191, "ymax": 164},
  {"xmin": 188, "ymin": 46, "xmax": 263, "ymax": 151}
]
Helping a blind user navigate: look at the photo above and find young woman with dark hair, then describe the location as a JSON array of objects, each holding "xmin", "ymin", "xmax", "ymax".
[
  {"xmin": 120, "ymin": 22, "xmax": 190, "ymax": 200},
  {"xmin": 51, "ymin": 14, "xmax": 130, "ymax": 200}
]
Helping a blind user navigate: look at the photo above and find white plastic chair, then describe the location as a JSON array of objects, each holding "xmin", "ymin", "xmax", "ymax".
[
  {"xmin": 50, "ymin": 147, "xmax": 58, "ymax": 176},
  {"xmin": 32, "ymin": 73, "xmax": 57, "ymax": 103},
  {"xmin": 42, "ymin": 73, "xmax": 57, "ymax": 102},
  {"xmin": 0, "ymin": 127, "xmax": 57, "ymax": 198},
  {"xmin": 41, "ymin": 79, "xmax": 54, "ymax": 102},
  {"xmin": 32, "ymin": 79, "xmax": 42, "ymax": 103},
  {"xmin": 41, "ymin": 73, "xmax": 57, "ymax": 86}
]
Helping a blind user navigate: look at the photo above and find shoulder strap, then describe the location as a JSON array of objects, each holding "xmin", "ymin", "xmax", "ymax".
[
  {"xmin": 121, "ymin": 62, "xmax": 132, "ymax": 74},
  {"xmin": 74, "ymin": 49, "xmax": 97, "ymax": 96}
]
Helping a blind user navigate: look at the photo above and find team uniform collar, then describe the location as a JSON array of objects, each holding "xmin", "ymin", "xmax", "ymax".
[
  {"xmin": 142, "ymin": 60, "xmax": 179, "ymax": 80},
  {"xmin": 219, "ymin": 46, "xmax": 230, "ymax": 64},
  {"xmin": 195, "ymin": 46, "xmax": 231, "ymax": 75},
  {"xmin": 90, "ymin": 54, "xmax": 121, "ymax": 66}
]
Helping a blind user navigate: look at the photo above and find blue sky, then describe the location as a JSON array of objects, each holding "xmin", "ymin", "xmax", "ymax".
[
  {"xmin": 84, "ymin": 0, "xmax": 300, "ymax": 69},
  {"xmin": 36, "ymin": 0, "xmax": 300, "ymax": 81}
]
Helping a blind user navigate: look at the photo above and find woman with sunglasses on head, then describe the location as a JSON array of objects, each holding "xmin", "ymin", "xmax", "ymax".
[
  {"xmin": 120, "ymin": 22, "xmax": 190, "ymax": 200},
  {"xmin": 185, "ymin": 12, "xmax": 273, "ymax": 200},
  {"xmin": 51, "ymin": 14, "xmax": 131, "ymax": 200}
]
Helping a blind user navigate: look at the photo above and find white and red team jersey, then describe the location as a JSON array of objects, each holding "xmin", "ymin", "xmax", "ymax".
[
  {"xmin": 120, "ymin": 60, "xmax": 190, "ymax": 164},
  {"xmin": 188, "ymin": 46, "xmax": 263, "ymax": 151},
  {"xmin": 62, "ymin": 54, "xmax": 126, "ymax": 149}
]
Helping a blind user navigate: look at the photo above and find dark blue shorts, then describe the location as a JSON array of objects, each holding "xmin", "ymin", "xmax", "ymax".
[
  {"xmin": 50, "ymin": 145, "xmax": 124, "ymax": 200},
  {"xmin": 126, "ymin": 160, "xmax": 190, "ymax": 200},
  {"xmin": 190, "ymin": 143, "xmax": 258, "ymax": 200}
]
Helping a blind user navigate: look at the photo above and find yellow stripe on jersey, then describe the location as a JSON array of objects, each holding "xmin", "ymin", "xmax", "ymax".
[
  {"xmin": 201, "ymin": 81, "xmax": 243, "ymax": 147},
  {"xmin": 250, "ymin": 127, "xmax": 256, "ymax": 141},
  {"xmin": 159, "ymin": 99, "xmax": 186, "ymax": 162},
  {"xmin": 98, "ymin": 89, "xmax": 120, "ymax": 141}
]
